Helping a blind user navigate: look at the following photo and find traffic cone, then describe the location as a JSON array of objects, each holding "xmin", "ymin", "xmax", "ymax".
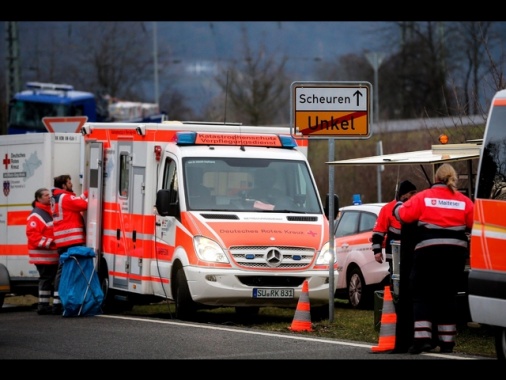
[
  {"xmin": 371, "ymin": 285, "xmax": 397, "ymax": 353},
  {"xmin": 290, "ymin": 280, "xmax": 313, "ymax": 332}
]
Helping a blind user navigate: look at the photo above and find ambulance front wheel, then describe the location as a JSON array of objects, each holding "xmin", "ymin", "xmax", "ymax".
[
  {"xmin": 175, "ymin": 268, "xmax": 198, "ymax": 321},
  {"xmin": 495, "ymin": 326, "xmax": 506, "ymax": 361}
]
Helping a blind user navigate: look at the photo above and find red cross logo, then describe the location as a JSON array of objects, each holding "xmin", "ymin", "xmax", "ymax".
[{"xmin": 3, "ymin": 154, "xmax": 10, "ymax": 169}]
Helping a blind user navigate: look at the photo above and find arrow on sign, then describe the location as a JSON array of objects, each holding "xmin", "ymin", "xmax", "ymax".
[{"xmin": 42, "ymin": 116, "xmax": 88, "ymax": 133}]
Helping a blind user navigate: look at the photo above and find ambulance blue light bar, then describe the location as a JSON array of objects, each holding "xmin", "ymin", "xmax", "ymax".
[{"xmin": 175, "ymin": 132, "xmax": 297, "ymax": 149}]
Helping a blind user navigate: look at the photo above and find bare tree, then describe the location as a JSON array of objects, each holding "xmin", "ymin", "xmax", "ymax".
[
  {"xmin": 63, "ymin": 22, "xmax": 158, "ymax": 100},
  {"xmin": 213, "ymin": 28, "xmax": 290, "ymax": 126}
]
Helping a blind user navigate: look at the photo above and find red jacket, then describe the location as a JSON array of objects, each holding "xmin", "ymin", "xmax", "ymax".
[
  {"xmin": 26, "ymin": 201, "xmax": 58, "ymax": 265},
  {"xmin": 371, "ymin": 199, "xmax": 401, "ymax": 255},
  {"xmin": 51, "ymin": 188, "xmax": 88, "ymax": 249},
  {"xmin": 394, "ymin": 183, "xmax": 474, "ymax": 251}
]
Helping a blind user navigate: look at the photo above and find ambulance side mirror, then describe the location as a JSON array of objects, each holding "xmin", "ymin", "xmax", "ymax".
[
  {"xmin": 156, "ymin": 189, "xmax": 171, "ymax": 216},
  {"xmin": 156, "ymin": 189, "xmax": 180, "ymax": 217}
]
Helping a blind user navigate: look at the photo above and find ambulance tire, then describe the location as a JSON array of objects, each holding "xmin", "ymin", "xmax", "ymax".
[
  {"xmin": 99, "ymin": 269, "xmax": 133, "ymax": 313},
  {"xmin": 495, "ymin": 326, "xmax": 506, "ymax": 361},
  {"xmin": 175, "ymin": 268, "xmax": 197, "ymax": 321},
  {"xmin": 0, "ymin": 293, "xmax": 4, "ymax": 309}
]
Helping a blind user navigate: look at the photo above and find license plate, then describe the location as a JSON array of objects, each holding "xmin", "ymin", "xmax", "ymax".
[{"xmin": 252, "ymin": 288, "xmax": 294, "ymax": 298}]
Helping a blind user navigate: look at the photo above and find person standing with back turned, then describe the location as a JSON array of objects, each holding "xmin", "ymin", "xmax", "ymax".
[
  {"xmin": 51, "ymin": 174, "xmax": 88, "ymax": 315},
  {"xmin": 26, "ymin": 188, "xmax": 59, "ymax": 315},
  {"xmin": 371, "ymin": 180, "xmax": 417, "ymax": 271},
  {"xmin": 393, "ymin": 164, "xmax": 474, "ymax": 354}
]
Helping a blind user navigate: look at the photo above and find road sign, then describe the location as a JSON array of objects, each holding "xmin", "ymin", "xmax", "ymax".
[
  {"xmin": 291, "ymin": 82, "xmax": 372, "ymax": 139},
  {"xmin": 42, "ymin": 116, "xmax": 88, "ymax": 133}
]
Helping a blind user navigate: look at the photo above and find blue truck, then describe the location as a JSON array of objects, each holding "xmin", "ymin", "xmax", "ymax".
[{"xmin": 7, "ymin": 82, "xmax": 166, "ymax": 134}]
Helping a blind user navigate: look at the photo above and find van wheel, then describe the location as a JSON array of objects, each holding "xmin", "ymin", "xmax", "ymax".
[
  {"xmin": 0, "ymin": 293, "xmax": 4, "ymax": 309},
  {"xmin": 347, "ymin": 267, "xmax": 372, "ymax": 309},
  {"xmin": 175, "ymin": 268, "xmax": 197, "ymax": 321},
  {"xmin": 99, "ymin": 269, "xmax": 132, "ymax": 313},
  {"xmin": 495, "ymin": 327, "xmax": 506, "ymax": 361}
]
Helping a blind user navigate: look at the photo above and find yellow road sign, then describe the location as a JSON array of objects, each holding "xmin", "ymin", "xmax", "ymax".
[{"xmin": 291, "ymin": 82, "xmax": 372, "ymax": 139}]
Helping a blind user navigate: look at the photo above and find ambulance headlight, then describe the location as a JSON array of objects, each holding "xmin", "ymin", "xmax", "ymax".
[
  {"xmin": 316, "ymin": 241, "xmax": 336, "ymax": 265},
  {"xmin": 193, "ymin": 236, "xmax": 229, "ymax": 263}
]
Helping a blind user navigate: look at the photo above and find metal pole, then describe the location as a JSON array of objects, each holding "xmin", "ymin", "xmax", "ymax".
[
  {"xmin": 377, "ymin": 140, "xmax": 383, "ymax": 202},
  {"xmin": 366, "ymin": 52, "xmax": 385, "ymax": 202},
  {"xmin": 365, "ymin": 52, "xmax": 385, "ymax": 124},
  {"xmin": 328, "ymin": 138, "xmax": 335, "ymax": 322},
  {"xmin": 153, "ymin": 22, "xmax": 159, "ymax": 105}
]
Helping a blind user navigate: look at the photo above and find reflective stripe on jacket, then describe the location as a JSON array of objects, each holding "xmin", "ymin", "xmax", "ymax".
[
  {"xmin": 371, "ymin": 199, "xmax": 401, "ymax": 255},
  {"xmin": 26, "ymin": 202, "xmax": 58, "ymax": 265},
  {"xmin": 51, "ymin": 188, "xmax": 88, "ymax": 248}
]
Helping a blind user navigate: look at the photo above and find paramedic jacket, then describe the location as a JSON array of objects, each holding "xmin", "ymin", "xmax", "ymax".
[
  {"xmin": 392, "ymin": 183, "xmax": 474, "ymax": 251},
  {"xmin": 371, "ymin": 199, "xmax": 401, "ymax": 265},
  {"xmin": 26, "ymin": 201, "xmax": 59, "ymax": 265},
  {"xmin": 51, "ymin": 188, "xmax": 88, "ymax": 250}
]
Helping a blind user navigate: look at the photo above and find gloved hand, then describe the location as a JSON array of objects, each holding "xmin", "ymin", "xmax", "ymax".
[{"xmin": 81, "ymin": 190, "xmax": 89, "ymax": 199}]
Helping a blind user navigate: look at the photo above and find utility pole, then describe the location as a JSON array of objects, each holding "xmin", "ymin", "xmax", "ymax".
[
  {"xmin": 5, "ymin": 21, "xmax": 21, "ymax": 135},
  {"xmin": 153, "ymin": 21, "xmax": 159, "ymax": 106},
  {"xmin": 366, "ymin": 52, "xmax": 385, "ymax": 202}
]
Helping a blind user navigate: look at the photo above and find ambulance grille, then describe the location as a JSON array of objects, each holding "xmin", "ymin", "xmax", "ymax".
[
  {"xmin": 230, "ymin": 246, "xmax": 315, "ymax": 269},
  {"xmin": 200, "ymin": 213, "xmax": 239, "ymax": 220},
  {"xmin": 286, "ymin": 216, "xmax": 318, "ymax": 222}
]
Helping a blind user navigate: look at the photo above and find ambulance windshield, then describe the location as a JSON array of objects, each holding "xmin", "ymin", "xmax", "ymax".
[{"xmin": 184, "ymin": 158, "xmax": 322, "ymax": 213}]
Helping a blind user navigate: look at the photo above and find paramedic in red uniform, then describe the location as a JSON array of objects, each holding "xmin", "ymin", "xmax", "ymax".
[
  {"xmin": 371, "ymin": 179, "xmax": 417, "ymax": 353},
  {"xmin": 393, "ymin": 164, "xmax": 474, "ymax": 354},
  {"xmin": 371, "ymin": 180, "xmax": 417, "ymax": 270},
  {"xmin": 26, "ymin": 188, "xmax": 59, "ymax": 315},
  {"xmin": 51, "ymin": 174, "xmax": 88, "ymax": 315}
]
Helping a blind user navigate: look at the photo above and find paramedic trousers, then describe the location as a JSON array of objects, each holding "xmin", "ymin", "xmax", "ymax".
[
  {"xmin": 409, "ymin": 245, "xmax": 467, "ymax": 349},
  {"xmin": 35, "ymin": 263, "xmax": 58, "ymax": 307}
]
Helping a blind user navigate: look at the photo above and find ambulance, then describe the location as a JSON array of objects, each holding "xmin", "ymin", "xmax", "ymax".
[
  {"xmin": 468, "ymin": 89, "xmax": 506, "ymax": 361},
  {"xmin": 0, "ymin": 121, "xmax": 338, "ymax": 320}
]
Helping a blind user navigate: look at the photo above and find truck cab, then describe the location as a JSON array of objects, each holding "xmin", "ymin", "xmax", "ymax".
[{"xmin": 8, "ymin": 82, "xmax": 98, "ymax": 134}]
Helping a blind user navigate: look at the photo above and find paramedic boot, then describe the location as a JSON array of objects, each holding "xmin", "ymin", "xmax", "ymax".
[
  {"xmin": 37, "ymin": 303, "xmax": 53, "ymax": 315},
  {"xmin": 52, "ymin": 295, "xmax": 63, "ymax": 315}
]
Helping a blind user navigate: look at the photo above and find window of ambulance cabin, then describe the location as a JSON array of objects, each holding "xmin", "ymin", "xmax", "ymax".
[{"xmin": 119, "ymin": 152, "xmax": 129, "ymax": 198}]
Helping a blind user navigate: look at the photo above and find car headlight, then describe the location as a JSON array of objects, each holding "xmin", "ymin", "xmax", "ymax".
[
  {"xmin": 316, "ymin": 241, "xmax": 336, "ymax": 265},
  {"xmin": 193, "ymin": 236, "xmax": 229, "ymax": 263}
]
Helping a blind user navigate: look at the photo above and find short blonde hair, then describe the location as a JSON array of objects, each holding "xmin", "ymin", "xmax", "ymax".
[{"xmin": 435, "ymin": 163, "xmax": 458, "ymax": 193}]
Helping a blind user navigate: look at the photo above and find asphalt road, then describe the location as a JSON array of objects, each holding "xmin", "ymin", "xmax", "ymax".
[{"xmin": 0, "ymin": 304, "xmax": 493, "ymax": 363}]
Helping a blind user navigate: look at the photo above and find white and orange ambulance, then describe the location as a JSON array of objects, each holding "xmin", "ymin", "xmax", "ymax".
[
  {"xmin": 0, "ymin": 121, "xmax": 338, "ymax": 320},
  {"xmin": 469, "ymin": 89, "xmax": 506, "ymax": 360}
]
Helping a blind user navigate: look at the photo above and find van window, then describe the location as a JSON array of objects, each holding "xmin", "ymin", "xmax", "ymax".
[{"xmin": 476, "ymin": 105, "xmax": 506, "ymax": 200}]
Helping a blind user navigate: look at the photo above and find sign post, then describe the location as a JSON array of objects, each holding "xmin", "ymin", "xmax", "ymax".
[{"xmin": 290, "ymin": 81, "xmax": 373, "ymax": 323}]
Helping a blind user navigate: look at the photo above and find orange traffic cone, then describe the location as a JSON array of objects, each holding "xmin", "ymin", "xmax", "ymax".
[
  {"xmin": 290, "ymin": 280, "xmax": 313, "ymax": 332},
  {"xmin": 371, "ymin": 285, "xmax": 397, "ymax": 353}
]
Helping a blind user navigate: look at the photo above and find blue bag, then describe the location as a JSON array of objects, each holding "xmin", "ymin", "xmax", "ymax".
[{"xmin": 59, "ymin": 246, "xmax": 104, "ymax": 317}]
